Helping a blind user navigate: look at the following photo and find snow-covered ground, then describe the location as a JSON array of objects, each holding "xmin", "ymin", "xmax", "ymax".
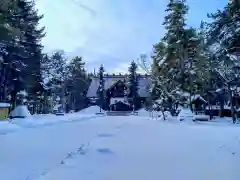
[{"xmin": 0, "ymin": 107, "xmax": 240, "ymax": 180}]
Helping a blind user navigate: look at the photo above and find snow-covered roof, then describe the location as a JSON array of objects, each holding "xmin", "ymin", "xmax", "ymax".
[
  {"xmin": 0, "ymin": 103, "xmax": 11, "ymax": 108},
  {"xmin": 216, "ymin": 88, "xmax": 222, "ymax": 92},
  {"xmin": 87, "ymin": 75, "xmax": 151, "ymax": 98},
  {"xmin": 175, "ymin": 91, "xmax": 190, "ymax": 97},
  {"xmin": 155, "ymin": 98, "xmax": 163, "ymax": 104},
  {"xmin": 191, "ymin": 95, "xmax": 207, "ymax": 103},
  {"xmin": 17, "ymin": 90, "xmax": 28, "ymax": 97},
  {"xmin": 110, "ymin": 98, "xmax": 129, "ymax": 105}
]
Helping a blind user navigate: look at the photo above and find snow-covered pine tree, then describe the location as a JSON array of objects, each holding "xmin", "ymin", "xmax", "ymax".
[
  {"xmin": 127, "ymin": 61, "xmax": 138, "ymax": 111},
  {"xmin": 40, "ymin": 54, "xmax": 51, "ymax": 81},
  {"xmin": 197, "ymin": 22, "xmax": 217, "ymax": 91},
  {"xmin": 181, "ymin": 28, "xmax": 207, "ymax": 98},
  {"xmin": 66, "ymin": 56, "xmax": 89, "ymax": 111},
  {"xmin": 97, "ymin": 64, "xmax": 105, "ymax": 112},
  {"xmin": 151, "ymin": 41, "xmax": 169, "ymax": 100},
  {"xmin": 160, "ymin": 0, "xmax": 189, "ymax": 94},
  {"xmin": 49, "ymin": 50, "xmax": 69, "ymax": 113},
  {"xmin": 15, "ymin": 0, "xmax": 45, "ymax": 109},
  {"xmin": 0, "ymin": 0, "xmax": 45, "ymax": 110},
  {"xmin": 207, "ymin": 0, "xmax": 240, "ymax": 81},
  {"xmin": 0, "ymin": 1, "xmax": 27, "ymax": 104},
  {"xmin": 0, "ymin": 0, "xmax": 20, "ymax": 41},
  {"xmin": 206, "ymin": 0, "xmax": 240, "ymax": 121}
]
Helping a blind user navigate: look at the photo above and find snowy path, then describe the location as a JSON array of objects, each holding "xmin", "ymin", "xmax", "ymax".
[{"xmin": 1, "ymin": 116, "xmax": 240, "ymax": 180}]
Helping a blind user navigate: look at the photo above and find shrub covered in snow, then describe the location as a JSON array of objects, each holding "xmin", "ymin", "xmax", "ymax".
[
  {"xmin": 177, "ymin": 108, "xmax": 195, "ymax": 121},
  {"xmin": 9, "ymin": 105, "xmax": 31, "ymax": 119},
  {"xmin": 79, "ymin": 106, "xmax": 103, "ymax": 114}
]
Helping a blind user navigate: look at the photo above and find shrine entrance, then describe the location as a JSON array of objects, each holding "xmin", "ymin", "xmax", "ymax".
[{"xmin": 105, "ymin": 80, "xmax": 132, "ymax": 111}]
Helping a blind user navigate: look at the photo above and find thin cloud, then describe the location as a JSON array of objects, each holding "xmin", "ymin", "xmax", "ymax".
[{"xmin": 37, "ymin": 0, "xmax": 226, "ymax": 73}]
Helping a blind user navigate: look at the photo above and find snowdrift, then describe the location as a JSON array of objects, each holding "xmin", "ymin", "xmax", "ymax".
[
  {"xmin": 9, "ymin": 105, "xmax": 31, "ymax": 118},
  {"xmin": 137, "ymin": 109, "xmax": 175, "ymax": 121},
  {"xmin": 10, "ymin": 113, "xmax": 98, "ymax": 128},
  {"xmin": 194, "ymin": 115, "xmax": 209, "ymax": 121},
  {"xmin": 0, "ymin": 121, "xmax": 21, "ymax": 135},
  {"xmin": 79, "ymin": 106, "xmax": 104, "ymax": 114},
  {"xmin": 177, "ymin": 109, "xmax": 195, "ymax": 121},
  {"xmin": 137, "ymin": 108, "xmax": 151, "ymax": 117}
]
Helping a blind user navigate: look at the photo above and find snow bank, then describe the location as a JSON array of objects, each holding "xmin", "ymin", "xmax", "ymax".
[
  {"xmin": 177, "ymin": 109, "xmax": 195, "ymax": 121},
  {"xmin": 142, "ymin": 110, "xmax": 175, "ymax": 121},
  {"xmin": 10, "ymin": 113, "xmax": 98, "ymax": 128},
  {"xmin": 0, "ymin": 103, "xmax": 11, "ymax": 108},
  {"xmin": 194, "ymin": 115, "xmax": 209, "ymax": 121},
  {"xmin": 156, "ymin": 111, "xmax": 175, "ymax": 121},
  {"xmin": 0, "ymin": 121, "xmax": 21, "ymax": 134},
  {"xmin": 9, "ymin": 105, "xmax": 31, "ymax": 118},
  {"xmin": 79, "ymin": 106, "xmax": 103, "ymax": 114},
  {"xmin": 137, "ymin": 108, "xmax": 151, "ymax": 117}
]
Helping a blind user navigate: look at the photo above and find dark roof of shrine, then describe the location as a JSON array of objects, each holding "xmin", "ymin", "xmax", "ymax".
[{"xmin": 87, "ymin": 74, "xmax": 150, "ymax": 98}]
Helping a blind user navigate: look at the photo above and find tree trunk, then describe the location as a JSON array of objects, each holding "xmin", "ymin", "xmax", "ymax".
[
  {"xmin": 61, "ymin": 82, "xmax": 66, "ymax": 113},
  {"xmin": 207, "ymin": 94, "xmax": 212, "ymax": 120},
  {"xmin": 229, "ymin": 84, "xmax": 236, "ymax": 123},
  {"xmin": 219, "ymin": 97, "xmax": 224, "ymax": 117},
  {"xmin": 190, "ymin": 90, "xmax": 193, "ymax": 111},
  {"xmin": 0, "ymin": 63, "xmax": 7, "ymax": 101},
  {"xmin": 161, "ymin": 110, "xmax": 166, "ymax": 120},
  {"xmin": 10, "ymin": 90, "xmax": 17, "ymax": 110}
]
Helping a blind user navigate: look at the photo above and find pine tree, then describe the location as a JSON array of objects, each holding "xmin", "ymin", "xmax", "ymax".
[
  {"xmin": 207, "ymin": 0, "xmax": 240, "ymax": 80},
  {"xmin": 0, "ymin": 14, "xmax": 27, "ymax": 105},
  {"xmin": 0, "ymin": 0, "xmax": 20, "ymax": 41},
  {"xmin": 160, "ymin": 0, "xmax": 189, "ymax": 93},
  {"xmin": 0, "ymin": 0, "xmax": 22, "ymax": 103},
  {"xmin": 15, "ymin": 0, "xmax": 45, "ymax": 109},
  {"xmin": 150, "ymin": 0, "xmax": 189, "ymax": 108},
  {"xmin": 97, "ymin": 64, "xmax": 105, "ymax": 112},
  {"xmin": 127, "ymin": 61, "xmax": 138, "ymax": 111},
  {"xmin": 40, "ymin": 54, "xmax": 51, "ymax": 81},
  {"xmin": 0, "ymin": 0, "xmax": 45, "ymax": 111},
  {"xmin": 182, "ymin": 28, "xmax": 205, "ymax": 94},
  {"xmin": 48, "ymin": 50, "xmax": 68, "ymax": 112},
  {"xmin": 207, "ymin": 0, "xmax": 240, "ymax": 120},
  {"xmin": 66, "ymin": 56, "xmax": 89, "ymax": 111},
  {"xmin": 151, "ymin": 41, "xmax": 169, "ymax": 100}
]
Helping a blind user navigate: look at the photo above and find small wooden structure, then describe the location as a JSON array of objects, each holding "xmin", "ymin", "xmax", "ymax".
[
  {"xmin": 191, "ymin": 95, "xmax": 207, "ymax": 114},
  {"xmin": 0, "ymin": 102, "xmax": 11, "ymax": 120}
]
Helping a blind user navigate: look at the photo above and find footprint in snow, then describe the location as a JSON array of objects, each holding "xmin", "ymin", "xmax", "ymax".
[
  {"xmin": 97, "ymin": 148, "xmax": 114, "ymax": 155},
  {"xmin": 60, "ymin": 144, "xmax": 87, "ymax": 165},
  {"xmin": 98, "ymin": 133, "xmax": 114, "ymax": 138}
]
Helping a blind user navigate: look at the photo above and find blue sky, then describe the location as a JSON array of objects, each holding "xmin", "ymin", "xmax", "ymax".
[{"xmin": 36, "ymin": 0, "xmax": 226, "ymax": 73}]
